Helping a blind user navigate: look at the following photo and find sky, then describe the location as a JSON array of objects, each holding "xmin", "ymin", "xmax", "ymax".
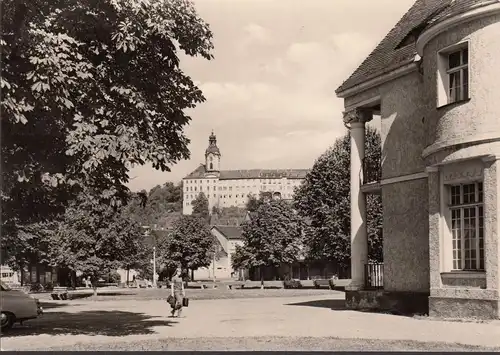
[{"xmin": 128, "ymin": 0, "xmax": 416, "ymax": 192}]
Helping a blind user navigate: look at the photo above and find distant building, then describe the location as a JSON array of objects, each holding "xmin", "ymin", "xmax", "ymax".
[
  {"xmin": 193, "ymin": 225, "xmax": 246, "ymax": 281},
  {"xmin": 182, "ymin": 132, "xmax": 309, "ymax": 215}
]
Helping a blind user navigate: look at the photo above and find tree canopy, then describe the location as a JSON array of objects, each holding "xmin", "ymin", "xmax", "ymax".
[
  {"xmin": 1, "ymin": 0, "xmax": 213, "ymax": 234},
  {"xmin": 158, "ymin": 215, "xmax": 214, "ymax": 275},
  {"xmin": 232, "ymin": 199, "xmax": 305, "ymax": 278},
  {"xmin": 293, "ymin": 126, "xmax": 383, "ymax": 267},
  {"xmin": 51, "ymin": 191, "xmax": 145, "ymax": 294}
]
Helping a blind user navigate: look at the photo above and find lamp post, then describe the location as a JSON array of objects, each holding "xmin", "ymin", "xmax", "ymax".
[{"xmin": 153, "ymin": 246, "xmax": 157, "ymax": 288}]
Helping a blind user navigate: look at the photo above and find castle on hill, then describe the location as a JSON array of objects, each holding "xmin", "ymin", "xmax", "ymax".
[{"xmin": 182, "ymin": 132, "xmax": 309, "ymax": 215}]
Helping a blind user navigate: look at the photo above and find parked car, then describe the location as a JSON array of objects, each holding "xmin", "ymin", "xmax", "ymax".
[{"xmin": 0, "ymin": 281, "xmax": 43, "ymax": 331}]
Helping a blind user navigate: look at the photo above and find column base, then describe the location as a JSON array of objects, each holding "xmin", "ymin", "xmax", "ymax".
[
  {"xmin": 345, "ymin": 281, "xmax": 364, "ymax": 291},
  {"xmin": 345, "ymin": 290, "xmax": 430, "ymax": 315}
]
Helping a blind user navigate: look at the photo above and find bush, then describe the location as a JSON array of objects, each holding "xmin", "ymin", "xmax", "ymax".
[
  {"xmin": 44, "ymin": 282, "xmax": 54, "ymax": 291},
  {"xmin": 29, "ymin": 283, "xmax": 43, "ymax": 293},
  {"xmin": 108, "ymin": 271, "xmax": 121, "ymax": 284}
]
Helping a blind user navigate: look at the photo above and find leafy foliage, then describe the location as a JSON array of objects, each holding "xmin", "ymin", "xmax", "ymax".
[
  {"xmin": 232, "ymin": 199, "xmax": 305, "ymax": 274},
  {"xmin": 293, "ymin": 126, "xmax": 382, "ymax": 267},
  {"xmin": 158, "ymin": 215, "xmax": 214, "ymax": 273},
  {"xmin": 126, "ymin": 182, "xmax": 183, "ymax": 227},
  {"xmin": 52, "ymin": 191, "xmax": 145, "ymax": 293},
  {"xmin": 191, "ymin": 192, "xmax": 209, "ymax": 221},
  {"xmin": 2, "ymin": 221, "xmax": 59, "ymax": 280},
  {"xmin": 1, "ymin": 0, "xmax": 213, "ymax": 234},
  {"xmin": 210, "ymin": 205, "xmax": 247, "ymax": 227},
  {"xmin": 245, "ymin": 193, "xmax": 262, "ymax": 213}
]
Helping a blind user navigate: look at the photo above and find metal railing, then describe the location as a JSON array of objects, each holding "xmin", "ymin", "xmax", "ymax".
[
  {"xmin": 364, "ymin": 263, "xmax": 384, "ymax": 290},
  {"xmin": 362, "ymin": 158, "xmax": 381, "ymax": 185}
]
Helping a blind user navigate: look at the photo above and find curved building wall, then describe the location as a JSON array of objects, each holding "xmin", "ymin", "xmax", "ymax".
[{"xmin": 422, "ymin": 13, "xmax": 500, "ymax": 162}]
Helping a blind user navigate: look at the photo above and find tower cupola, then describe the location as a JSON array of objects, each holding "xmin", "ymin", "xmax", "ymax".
[{"xmin": 205, "ymin": 130, "xmax": 221, "ymax": 172}]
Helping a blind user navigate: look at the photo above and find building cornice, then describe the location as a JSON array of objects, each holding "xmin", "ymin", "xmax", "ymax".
[
  {"xmin": 422, "ymin": 133, "xmax": 500, "ymax": 159},
  {"xmin": 416, "ymin": 1, "xmax": 500, "ymax": 56},
  {"xmin": 336, "ymin": 62, "xmax": 418, "ymax": 99}
]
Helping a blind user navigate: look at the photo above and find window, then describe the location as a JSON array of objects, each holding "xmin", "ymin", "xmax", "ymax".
[
  {"xmin": 449, "ymin": 182, "xmax": 484, "ymax": 271},
  {"xmin": 447, "ymin": 48, "xmax": 469, "ymax": 104},
  {"xmin": 437, "ymin": 44, "xmax": 469, "ymax": 107}
]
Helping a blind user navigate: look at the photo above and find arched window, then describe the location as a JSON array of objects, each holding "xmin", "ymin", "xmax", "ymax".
[{"xmin": 210, "ymin": 162, "xmax": 213, "ymax": 170}]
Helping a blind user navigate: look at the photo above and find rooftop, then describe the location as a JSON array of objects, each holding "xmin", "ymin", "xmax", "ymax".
[
  {"xmin": 212, "ymin": 225, "xmax": 244, "ymax": 240},
  {"xmin": 335, "ymin": 0, "xmax": 494, "ymax": 95},
  {"xmin": 184, "ymin": 165, "xmax": 309, "ymax": 180}
]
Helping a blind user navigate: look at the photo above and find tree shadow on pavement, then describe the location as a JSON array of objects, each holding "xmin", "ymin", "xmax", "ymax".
[
  {"xmin": 285, "ymin": 299, "xmax": 347, "ymax": 310},
  {"xmin": 38, "ymin": 301, "xmax": 70, "ymax": 310},
  {"xmin": 3, "ymin": 310, "xmax": 176, "ymax": 337}
]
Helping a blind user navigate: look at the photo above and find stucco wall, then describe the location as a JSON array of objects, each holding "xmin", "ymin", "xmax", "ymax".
[
  {"xmin": 422, "ymin": 13, "xmax": 500, "ymax": 156},
  {"xmin": 382, "ymin": 178, "xmax": 430, "ymax": 292},
  {"xmin": 183, "ymin": 177, "xmax": 303, "ymax": 214},
  {"xmin": 380, "ymin": 72, "xmax": 428, "ymax": 179}
]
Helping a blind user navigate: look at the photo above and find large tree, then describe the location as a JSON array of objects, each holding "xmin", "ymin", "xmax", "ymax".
[
  {"xmin": 2, "ymin": 221, "xmax": 59, "ymax": 285},
  {"xmin": 232, "ymin": 199, "xmax": 305, "ymax": 285},
  {"xmin": 158, "ymin": 215, "xmax": 214, "ymax": 279},
  {"xmin": 52, "ymin": 191, "xmax": 145, "ymax": 295},
  {"xmin": 293, "ymin": 126, "xmax": 383, "ymax": 269},
  {"xmin": 1, "ymin": 0, "xmax": 213, "ymax": 238}
]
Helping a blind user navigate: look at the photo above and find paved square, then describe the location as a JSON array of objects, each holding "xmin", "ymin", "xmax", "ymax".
[{"xmin": 2, "ymin": 293, "xmax": 500, "ymax": 351}]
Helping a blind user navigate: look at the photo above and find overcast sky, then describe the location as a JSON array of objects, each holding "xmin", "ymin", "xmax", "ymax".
[{"xmin": 128, "ymin": 0, "xmax": 415, "ymax": 192}]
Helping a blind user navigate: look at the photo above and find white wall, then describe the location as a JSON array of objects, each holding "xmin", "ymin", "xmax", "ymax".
[
  {"xmin": 0, "ymin": 265, "xmax": 20, "ymax": 285},
  {"xmin": 183, "ymin": 176, "xmax": 304, "ymax": 214}
]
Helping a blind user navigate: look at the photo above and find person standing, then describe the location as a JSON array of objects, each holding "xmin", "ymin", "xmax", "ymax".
[{"xmin": 169, "ymin": 268, "xmax": 185, "ymax": 318}]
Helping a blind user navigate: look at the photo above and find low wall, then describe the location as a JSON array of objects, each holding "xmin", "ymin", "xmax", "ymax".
[{"xmin": 345, "ymin": 290, "xmax": 430, "ymax": 315}]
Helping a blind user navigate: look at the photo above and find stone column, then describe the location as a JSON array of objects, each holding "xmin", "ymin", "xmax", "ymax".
[{"xmin": 343, "ymin": 108, "xmax": 373, "ymax": 290}]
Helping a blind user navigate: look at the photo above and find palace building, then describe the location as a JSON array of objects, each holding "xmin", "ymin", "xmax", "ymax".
[
  {"xmin": 182, "ymin": 132, "xmax": 309, "ymax": 215},
  {"xmin": 337, "ymin": 0, "xmax": 500, "ymax": 319}
]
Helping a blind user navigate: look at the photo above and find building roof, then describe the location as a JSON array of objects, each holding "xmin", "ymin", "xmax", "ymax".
[
  {"xmin": 335, "ymin": 0, "xmax": 494, "ymax": 95},
  {"xmin": 184, "ymin": 166, "xmax": 309, "ymax": 180},
  {"xmin": 220, "ymin": 169, "xmax": 309, "ymax": 180},
  {"xmin": 212, "ymin": 225, "xmax": 243, "ymax": 240}
]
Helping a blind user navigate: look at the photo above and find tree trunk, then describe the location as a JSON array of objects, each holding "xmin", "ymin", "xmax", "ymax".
[
  {"xmin": 260, "ymin": 266, "xmax": 264, "ymax": 290},
  {"xmin": 71, "ymin": 270, "xmax": 77, "ymax": 290},
  {"xmin": 126, "ymin": 268, "xmax": 130, "ymax": 287},
  {"xmin": 191, "ymin": 269, "xmax": 194, "ymax": 282},
  {"xmin": 92, "ymin": 276, "xmax": 98, "ymax": 296},
  {"xmin": 19, "ymin": 264, "xmax": 24, "ymax": 286}
]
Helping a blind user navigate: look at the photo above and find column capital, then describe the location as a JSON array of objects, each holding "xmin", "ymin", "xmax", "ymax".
[{"xmin": 343, "ymin": 107, "xmax": 373, "ymax": 125}]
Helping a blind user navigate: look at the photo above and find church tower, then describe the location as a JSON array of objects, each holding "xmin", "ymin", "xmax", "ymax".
[{"xmin": 205, "ymin": 131, "xmax": 221, "ymax": 173}]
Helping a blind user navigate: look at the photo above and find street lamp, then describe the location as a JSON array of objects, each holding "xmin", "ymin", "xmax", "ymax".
[
  {"xmin": 144, "ymin": 225, "xmax": 157, "ymax": 288},
  {"xmin": 153, "ymin": 246, "xmax": 157, "ymax": 288}
]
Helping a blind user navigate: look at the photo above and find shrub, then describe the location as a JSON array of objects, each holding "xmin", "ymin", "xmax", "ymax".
[{"xmin": 108, "ymin": 271, "xmax": 121, "ymax": 284}]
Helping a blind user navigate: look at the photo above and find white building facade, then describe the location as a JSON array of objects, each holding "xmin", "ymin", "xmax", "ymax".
[{"xmin": 182, "ymin": 132, "xmax": 308, "ymax": 215}]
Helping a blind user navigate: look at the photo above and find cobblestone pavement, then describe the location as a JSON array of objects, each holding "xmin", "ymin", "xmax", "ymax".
[{"xmin": 2, "ymin": 293, "xmax": 500, "ymax": 351}]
